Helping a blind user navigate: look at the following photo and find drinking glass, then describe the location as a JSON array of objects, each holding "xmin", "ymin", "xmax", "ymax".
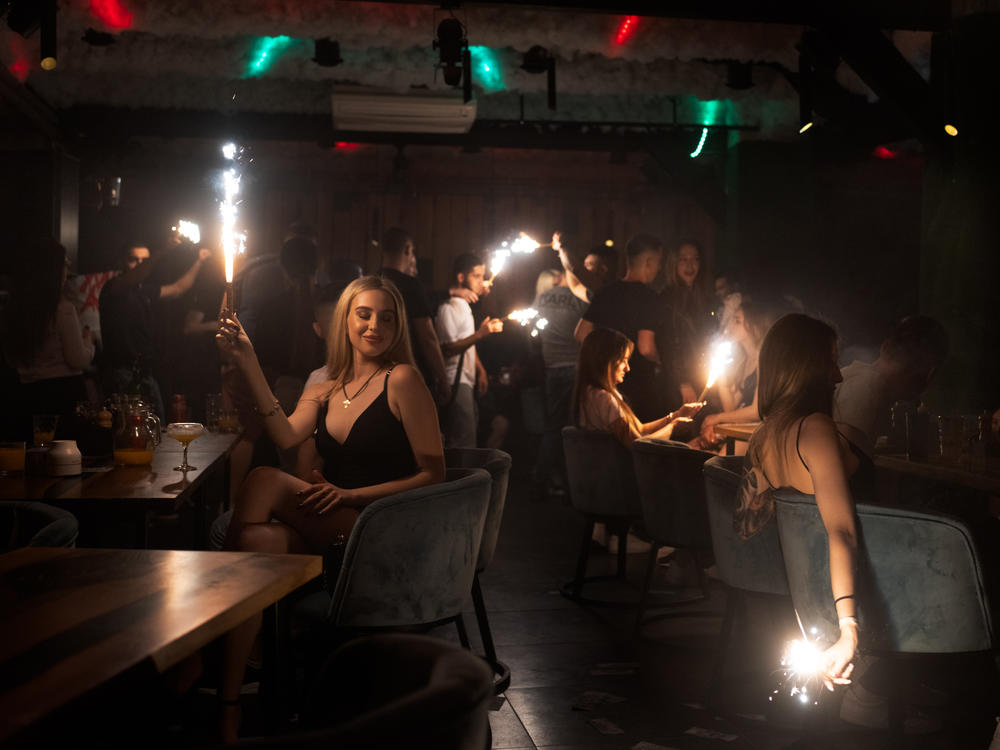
[
  {"xmin": 0, "ymin": 441, "xmax": 26, "ymax": 476},
  {"xmin": 166, "ymin": 422, "xmax": 204, "ymax": 471},
  {"xmin": 33, "ymin": 414, "xmax": 59, "ymax": 446}
]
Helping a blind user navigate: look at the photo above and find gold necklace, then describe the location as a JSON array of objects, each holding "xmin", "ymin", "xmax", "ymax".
[{"xmin": 342, "ymin": 367, "xmax": 383, "ymax": 408}]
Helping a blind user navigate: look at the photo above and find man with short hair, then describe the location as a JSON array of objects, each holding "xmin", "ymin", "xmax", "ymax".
[
  {"xmin": 435, "ymin": 253, "xmax": 503, "ymax": 448},
  {"xmin": 834, "ymin": 315, "xmax": 950, "ymax": 454},
  {"xmin": 99, "ymin": 241, "xmax": 211, "ymax": 418},
  {"xmin": 378, "ymin": 227, "xmax": 451, "ymax": 404},
  {"xmin": 574, "ymin": 234, "xmax": 664, "ymax": 420}
]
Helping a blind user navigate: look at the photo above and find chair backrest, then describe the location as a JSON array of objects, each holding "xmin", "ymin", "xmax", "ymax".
[
  {"xmin": 444, "ymin": 448, "xmax": 512, "ymax": 573},
  {"xmin": 631, "ymin": 439, "xmax": 712, "ymax": 549},
  {"xmin": 774, "ymin": 490, "xmax": 993, "ymax": 653},
  {"xmin": 561, "ymin": 426, "xmax": 641, "ymax": 518},
  {"xmin": 328, "ymin": 469, "xmax": 492, "ymax": 629},
  {"xmin": 702, "ymin": 456, "xmax": 789, "ymax": 596},
  {"xmin": 0, "ymin": 501, "xmax": 78, "ymax": 551},
  {"xmin": 247, "ymin": 634, "xmax": 493, "ymax": 750}
]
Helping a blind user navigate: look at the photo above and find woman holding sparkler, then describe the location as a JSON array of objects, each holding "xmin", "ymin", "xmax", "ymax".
[
  {"xmin": 737, "ymin": 313, "xmax": 873, "ymax": 692},
  {"xmin": 572, "ymin": 328, "xmax": 703, "ymax": 446},
  {"xmin": 215, "ymin": 275, "xmax": 444, "ymax": 743}
]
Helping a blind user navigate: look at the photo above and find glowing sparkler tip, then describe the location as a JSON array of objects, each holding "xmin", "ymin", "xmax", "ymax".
[
  {"xmin": 222, "ymin": 143, "xmax": 237, "ymax": 160},
  {"xmin": 176, "ymin": 220, "xmax": 201, "ymax": 245}
]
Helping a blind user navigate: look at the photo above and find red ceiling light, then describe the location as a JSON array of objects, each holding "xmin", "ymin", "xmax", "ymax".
[
  {"xmin": 872, "ymin": 145, "xmax": 899, "ymax": 160},
  {"xmin": 89, "ymin": 0, "xmax": 133, "ymax": 30},
  {"xmin": 615, "ymin": 15, "xmax": 640, "ymax": 45}
]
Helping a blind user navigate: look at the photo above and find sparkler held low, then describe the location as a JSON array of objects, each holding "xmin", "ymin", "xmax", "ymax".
[{"xmin": 698, "ymin": 339, "xmax": 735, "ymax": 402}]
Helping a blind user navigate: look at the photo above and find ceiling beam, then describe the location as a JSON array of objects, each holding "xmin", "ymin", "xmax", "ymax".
[{"xmin": 333, "ymin": 0, "xmax": 951, "ymax": 31}]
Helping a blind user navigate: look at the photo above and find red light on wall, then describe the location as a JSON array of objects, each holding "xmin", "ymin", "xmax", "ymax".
[
  {"xmin": 9, "ymin": 58, "xmax": 30, "ymax": 83},
  {"xmin": 335, "ymin": 142, "xmax": 360, "ymax": 151},
  {"xmin": 615, "ymin": 15, "xmax": 640, "ymax": 45},
  {"xmin": 90, "ymin": 0, "xmax": 133, "ymax": 30},
  {"xmin": 872, "ymin": 145, "xmax": 899, "ymax": 160}
]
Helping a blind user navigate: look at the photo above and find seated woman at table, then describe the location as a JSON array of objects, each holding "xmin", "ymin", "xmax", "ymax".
[
  {"xmin": 697, "ymin": 297, "xmax": 774, "ymax": 453},
  {"xmin": 215, "ymin": 275, "xmax": 444, "ymax": 743},
  {"xmin": 736, "ymin": 313, "xmax": 871, "ymax": 694},
  {"xmin": 573, "ymin": 327, "xmax": 703, "ymax": 447}
]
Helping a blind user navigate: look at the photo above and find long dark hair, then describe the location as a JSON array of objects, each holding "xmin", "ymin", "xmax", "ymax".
[
  {"xmin": 571, "ymin": 327, "xmax": 641, "ymax": 435},
  {"xmin": 3, "ymin": 239, "xmax": 67, "ymax": 366},
  {"xmin": 748, "ymin": 313, "xmax": 839, "ymax": 473}
]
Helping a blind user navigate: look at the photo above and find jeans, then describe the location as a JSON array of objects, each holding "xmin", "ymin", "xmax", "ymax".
[
  {"xmin": 533, "ymin": 366, "xmax": 576, "ymax": 488},
  {"xmin": 442, "ymin": 383, "xmax": 477, "ymax": 449}
]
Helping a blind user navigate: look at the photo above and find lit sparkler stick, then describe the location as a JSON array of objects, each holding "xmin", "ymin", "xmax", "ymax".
[
  {"xmin": 220, "ymin": 142, "xmax": 242, "ymax": 315},
  {"xmin": 487, "ymin": 232, "xmax": 553, "ymax": 286},
  {"xmin": 172, "ymin": 220, "xmax": 201, "ymax": 244},
  {"xmin": 507, "ymin": 307, "xmax": 539, "ymax": 326},
  {"xmin": 697, "ymin": 339, "xmax": 735, "ymax": 402},
  {"xmin": 771, "ymin": 611, "xmax": 823, "ymax": 707}
]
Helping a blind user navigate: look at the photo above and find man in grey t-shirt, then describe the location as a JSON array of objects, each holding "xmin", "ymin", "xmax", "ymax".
[{"xmin": 531, "ymin": 242, "xmax": 591, "ymax": 500}]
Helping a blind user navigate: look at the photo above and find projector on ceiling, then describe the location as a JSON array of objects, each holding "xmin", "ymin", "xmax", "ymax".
[{"xmin": 332, "ymin": 90, "xmax": 477, "ymax": 134}]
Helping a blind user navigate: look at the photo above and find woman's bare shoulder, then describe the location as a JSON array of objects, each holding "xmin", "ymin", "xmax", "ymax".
[
  {"xmin": 387, "ymin": 364, "xmax": 428, "ymax": 393},
  {"xmin": 798, "ymin": 412, "xmax": 843, "ymax": 455}
]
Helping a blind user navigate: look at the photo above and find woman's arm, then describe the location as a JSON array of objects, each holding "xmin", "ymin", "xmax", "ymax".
[
  {"xmin": 298, "ymin": 365, "xmax": 446, "ymax": 513},
  {"xmin": 56, "ymin": 299, "xmax": 95, "ymax": 370},
  {"xmin": 216, "ymin": 313, "xmax": 319, "ymax": 450},
  {"xmin": 799, "ymin": 413, "xmax": 860, "ymax": 690},
  {"xmin": 702, "ymin": 387, "xmax": 759, "ymax": 443}
]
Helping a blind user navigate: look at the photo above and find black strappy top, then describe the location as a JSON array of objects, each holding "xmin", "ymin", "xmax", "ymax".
[
  {"xmin": 314, "ymin": 368, "xmax": 418, "ymax": 489},
  {"xmin": 734, "ymin": 417, "xmax": 875, "ymax": 539}
]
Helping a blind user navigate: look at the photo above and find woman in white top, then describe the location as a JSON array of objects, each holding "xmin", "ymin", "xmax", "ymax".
[
  {"xmin": 572, "ymin": 327, "xmax": 702, "ymax": 447},
  {"xmin": 2, "ymin": 240, "xmax": 94, "ymax": 439}
]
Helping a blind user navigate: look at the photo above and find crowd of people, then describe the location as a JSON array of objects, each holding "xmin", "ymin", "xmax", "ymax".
[{"xmin": 7, "ymin": 221, "xmax": 1000, "ymax": 742}]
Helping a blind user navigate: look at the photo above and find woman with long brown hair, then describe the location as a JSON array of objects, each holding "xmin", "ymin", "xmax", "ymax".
[
  {"xmin": 214, "ymin": 275, "xmax": 445, "ymax": 742},
  {"xmin": 572, "ymin": 327, "xmax": 702, "ymax": 447},
  {"xmin": 737, "ymin": 313, "xmax": 872, "ymax": 692}
]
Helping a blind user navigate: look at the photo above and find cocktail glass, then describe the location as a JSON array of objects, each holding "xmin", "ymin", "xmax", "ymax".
[{"xmin": 166, "ymin": 422, "xmax": 204, "ymax": 472}]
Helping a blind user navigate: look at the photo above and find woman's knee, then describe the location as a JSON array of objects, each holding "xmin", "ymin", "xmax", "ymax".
[{"xmin": 237, "ymin": 522, "xmax": 290, "ymax": 554}]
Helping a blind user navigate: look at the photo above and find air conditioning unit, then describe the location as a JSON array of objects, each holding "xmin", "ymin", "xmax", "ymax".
[{"xmin": 332, "ymin": 90, "xmax": 477, "ymax": 134}]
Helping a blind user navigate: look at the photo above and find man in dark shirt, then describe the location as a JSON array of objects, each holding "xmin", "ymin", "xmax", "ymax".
[
  {"xmin": 574, "ymin": 234, "xmax": 664, "ymax": 420},
  {"xmin": 378, "ymin": 227, "xmax": 450, "ymax": 404},
  {"xmin": 99, "ymin": 241, "xmax": 211, "ymax": 418}
]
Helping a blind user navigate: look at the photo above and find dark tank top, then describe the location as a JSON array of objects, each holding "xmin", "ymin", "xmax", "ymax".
[{"xmin": 314, "ymin": 368, "xmax": 418, "ymax": 489}]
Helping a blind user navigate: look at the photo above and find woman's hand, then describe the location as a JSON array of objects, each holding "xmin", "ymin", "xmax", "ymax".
[
  {"xmin": 216, "ymin": 313, "xmax": 255, "ymax": 365},
  {"xmin": 673, "ymin": 401, "xmax": 706, "ymax": 421},
  {"xmin": 819, "ymin": 626, "xmax": 858, "ymax": 691},
  {"xmin": 296, "ymin": 470, "xmax": 358, "ymax": 515},
  {"xmin": 701, "ymin": 411, "xmax": 722, "ymax": 442}
]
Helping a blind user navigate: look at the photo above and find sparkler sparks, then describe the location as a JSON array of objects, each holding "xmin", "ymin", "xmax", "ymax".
[
  {"xmin": 173, "ymin": 220, "xmax": 200, "ymax": 245},
  {"xmin": 698, "ymin": 339, "xmax": 735, "ymax": 401},
  {"xmin": 488, "ymin": 232, "xmax": 548, "ymax": 283},
  {"xmin": 219, "ymin": 142, "xmax": 246, "ymax": 313}
]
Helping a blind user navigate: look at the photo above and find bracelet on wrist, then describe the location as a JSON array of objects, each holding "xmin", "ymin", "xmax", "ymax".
[{"xmin": 254, "ymin": 398, "xmax": 282, "ymax": 418}]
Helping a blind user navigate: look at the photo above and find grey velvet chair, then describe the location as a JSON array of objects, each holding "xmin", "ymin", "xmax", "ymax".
[
  {"xmin": 774, "ymin": 490, "xmax": 994, "ymax": 732},
  {"xmin": 702, "ymin": 456, "xmax": 790, "ymax": 709},
  {"xmin": 240, "ymin": 634, "xmax": 493, "ymax": 749},
  {"xmin": 0, "ymin": 501, "xmax": 78, "ymax": 551},
  {"xmin": 561, "ymin": 426, "xmax": 643, "ymax": 604},
  {"xmin": 293, "ymin": 468, "xmax": 492, "ymax": 648},
  {"xmin": 445, "ymin": 448, "xmax": 513, "ymax": 693},
  {"xmin": 773, "ymin": 490, "xmax": 993, "ymax": 652},
  {"xmin": 630, "ymin": 439, "xmax": 715, "ymax": 636}
]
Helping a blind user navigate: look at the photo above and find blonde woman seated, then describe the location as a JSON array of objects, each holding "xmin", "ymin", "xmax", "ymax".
[
  {"xmin": 215, "ymin": 275, "xmax": 445, "ymax": 743},
  {"xmin": 573, "ymin": 327, "xmax": 702, "ymax": 447}
]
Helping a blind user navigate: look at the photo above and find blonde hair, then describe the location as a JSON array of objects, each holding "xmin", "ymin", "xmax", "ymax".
[{"xmin": 322, "ymin": 276, "xmax": 415, "ymax": 398}]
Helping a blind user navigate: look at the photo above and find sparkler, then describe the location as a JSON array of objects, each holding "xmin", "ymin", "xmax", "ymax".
[
  {"xmin": 172, "ymin": 220, "xmax": 201, "ymax": 245},
  {"xmin": 697, "ymin": 339, "xmax": 735, "ymax": 401},
  {"xmin": 771, "ymin": 612, "xmax": 824, "ymax": 708},
  {"xmin": 219, "ymin": 142, "xmax": 245, "ymax": 315},
  {"xmin": 507, "ymin": 308, "xmax": 549, "ymax": 338},
  {"xmin": 488, "ymin": 232, "xmax": 552, "ymax": 284}
]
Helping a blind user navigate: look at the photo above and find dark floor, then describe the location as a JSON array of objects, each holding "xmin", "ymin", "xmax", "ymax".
[{"xmin": 454, "ymin": 458, "xmax": 998, "ymax": 750}]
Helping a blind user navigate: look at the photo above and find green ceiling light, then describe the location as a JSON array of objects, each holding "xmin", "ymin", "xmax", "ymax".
[
  {"xmin": 689, "ymin": 127, "xmax": 709, "ymax": 158},
  {"xmin": 245, "ymin": 36, "xmax": 295, "ymax": 77},
  {"xmin": 468, "ymin": 45, "xmax": 504, "ymax": 91}
]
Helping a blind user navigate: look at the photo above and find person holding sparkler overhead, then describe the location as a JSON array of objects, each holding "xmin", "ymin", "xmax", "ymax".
[{"xmin": 737, "ymin": 313, "xmax": 873, "ymax": 694}]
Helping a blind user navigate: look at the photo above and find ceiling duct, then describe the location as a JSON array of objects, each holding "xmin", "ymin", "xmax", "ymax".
[{"xmin": 332, "ymin": 90, "xmax": 477, "ymax": 134}]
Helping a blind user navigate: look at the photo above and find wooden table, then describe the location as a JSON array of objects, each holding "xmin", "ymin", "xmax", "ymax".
[
  {"xmin": 0, "ymin": 432, "xmax": 240, "ymax": 548},
  {"xmin": 0, "ymin": 546, "xmax": 321, "ymax": 743},
  {"xmin": 714, "ymin": 422, "xmax": 759, "ymax": 455},
  {"xmin": 873, "ymin": 452, "xmax": 1000, "ymax": 496}
]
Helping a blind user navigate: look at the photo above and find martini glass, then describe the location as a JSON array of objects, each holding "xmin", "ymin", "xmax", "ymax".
[{"xmin": 166, "ymin": 422, "xmax": 204, "ymax": 471}]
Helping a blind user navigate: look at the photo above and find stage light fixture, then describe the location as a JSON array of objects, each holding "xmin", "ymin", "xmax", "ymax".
[
  {"xmin": 520, "ymin": 45, "xmax": 556, "ymax": 110},
  {"xmin": 313, "ymin": 38, "xmax": 343, "ymax": 67},
  {"xmin": 435, "ymin": 16, "xmax": 466, "ymax": 86},
  {"xmin": 5, "ymin": 0, "xmax": 41, "ymax": 37},
  {"xmin": 39, "ymin": 0, "xmax": 56, "ymax": 70}
]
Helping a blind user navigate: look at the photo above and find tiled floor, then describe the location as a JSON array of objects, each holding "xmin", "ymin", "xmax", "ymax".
[{"xmin": 463, "ymin": 458, "xmax": 999, "ymax": 750}]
